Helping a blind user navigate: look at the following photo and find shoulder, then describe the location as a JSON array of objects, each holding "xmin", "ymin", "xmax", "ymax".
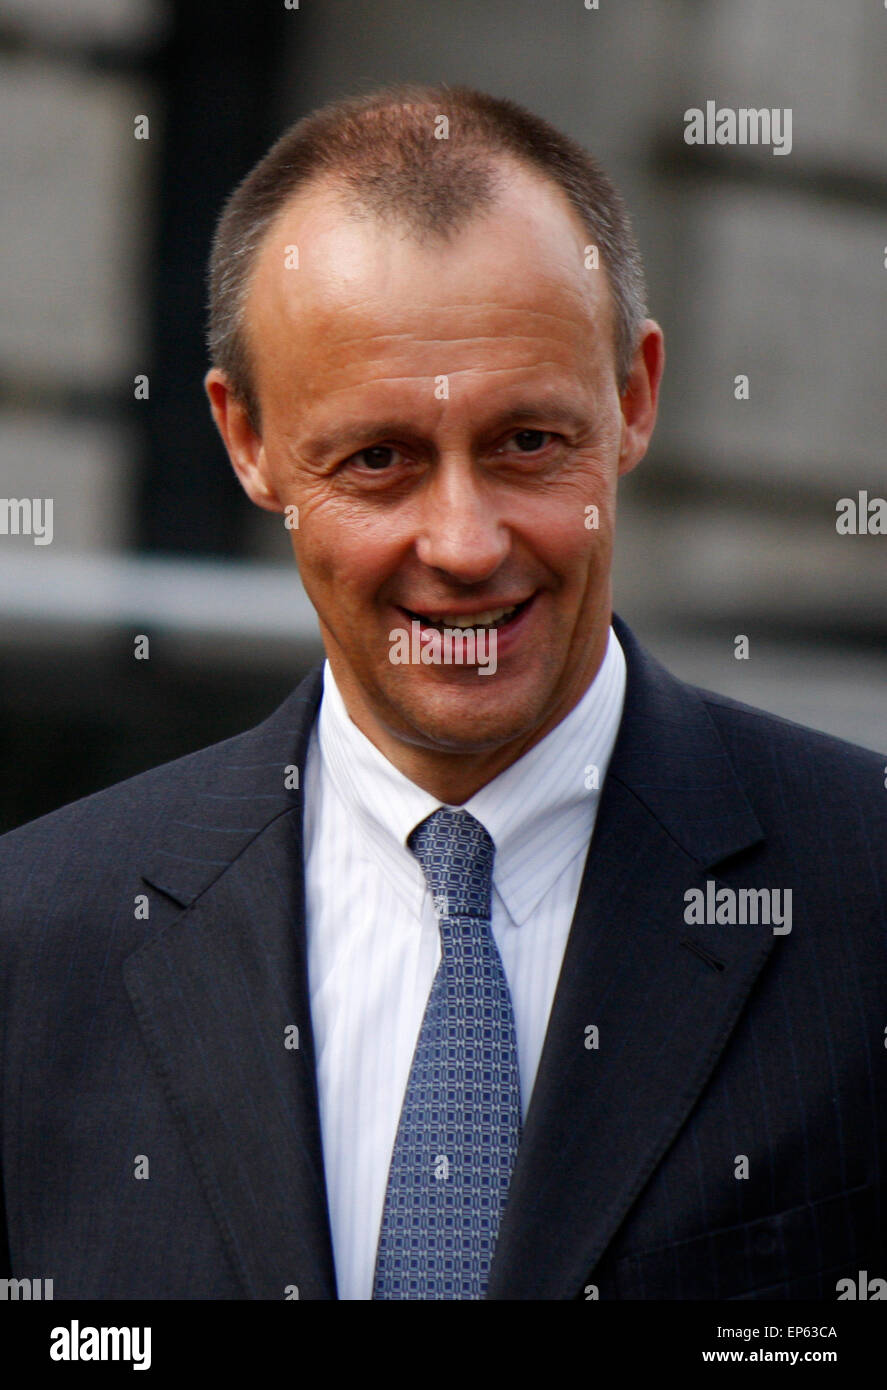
[
  {"xmin": 696, "ymin": 682, "xmax": 884, "ymax": 782},
  {"xmin": 0, "ymin": 666, "xmax": 324, "ymax": 882},
  {"xmin": 616, "ymin": 615, "xmax": 884, "ymax": 793},
  {"xmin": 689, "ymin": 683, "xmax": 887, "ymax": 866},
  {"xmin": 613, "ymin": 615, "xmax": 886, "ymax": 873}
]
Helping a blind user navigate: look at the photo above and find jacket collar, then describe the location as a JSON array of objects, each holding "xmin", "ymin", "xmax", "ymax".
[
  {"xmin": 139, "ymin": 615, "xmax": 762, "ymax": 907},
  {"xmin": 138, "ymin": 673, "xmax": 323, "ymax": 907},
  {"xmin": 127, "ymin": 671, "xmax": 334, "ymax": 1299}
]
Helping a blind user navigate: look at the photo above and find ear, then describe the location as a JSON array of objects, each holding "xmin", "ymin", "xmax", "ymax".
[
  {"xmin": 617, "ymin": 319, "xmax": 665, "ymax": 478},
  {"xmin": 204, "ymin": 367, "xmax": 284, "ymax": 512}
]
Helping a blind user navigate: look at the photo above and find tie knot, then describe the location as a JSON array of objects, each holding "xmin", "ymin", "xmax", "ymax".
[{"xmin": 408, "ymin": 807, "xmax": 494, "ymax": 919}]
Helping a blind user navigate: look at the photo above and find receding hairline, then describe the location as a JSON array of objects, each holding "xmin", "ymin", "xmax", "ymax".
[
  {"xmin": 206, "ymin": 84, "xmax": 648, "ymax": 431},
  {"xmin": 236, "ymin": 155, "xmax": 621, "ymax": 416}
]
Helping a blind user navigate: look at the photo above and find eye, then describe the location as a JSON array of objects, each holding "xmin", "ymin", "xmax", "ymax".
[
  {"xmin": 348, "ymin": 444, "xmax": 404, "ymax": 471},
  {"xmin": 506, "ymin": 429, "xmax": 553, "ymax": 453}
]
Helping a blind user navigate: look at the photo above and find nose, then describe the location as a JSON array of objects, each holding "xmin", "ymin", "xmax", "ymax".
[{"xmin": 414, "ymin": 457, "xmax": 510, "ymax": 582}]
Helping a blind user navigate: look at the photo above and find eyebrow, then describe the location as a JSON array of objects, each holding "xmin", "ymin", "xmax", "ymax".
[{"xmin": 302, "ymin": 401, "xmax": 589, "ymax": 461}]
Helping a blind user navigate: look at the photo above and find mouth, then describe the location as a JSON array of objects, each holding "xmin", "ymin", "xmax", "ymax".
[{"xmin": 398, "ymin": 594, "xmax": 536, "ymax": 632}]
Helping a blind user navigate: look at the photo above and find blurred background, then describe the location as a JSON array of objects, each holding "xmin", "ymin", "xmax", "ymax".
[{"xmin": 1, "ymin": 0, "xmax": 885, "ymax": 833}]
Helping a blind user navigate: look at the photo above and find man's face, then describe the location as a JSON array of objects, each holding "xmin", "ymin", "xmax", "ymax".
[{"xmin": 209, "ymin": 162, "xmax": 662, "ymax": 784}]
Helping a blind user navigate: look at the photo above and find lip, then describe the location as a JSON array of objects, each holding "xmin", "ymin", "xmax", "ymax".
[
  {"xmin": 398, "ymin": 596, "xmax": 535, "ymax": 622},
  {"xmin": 393, "ymin": 592, "xmax": 539, "ymax": 665}
]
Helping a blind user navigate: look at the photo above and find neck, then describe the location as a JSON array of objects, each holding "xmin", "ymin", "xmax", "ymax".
[{"xmin": 326, "ymin": 624, "xmax": 611, "ymax": 803}]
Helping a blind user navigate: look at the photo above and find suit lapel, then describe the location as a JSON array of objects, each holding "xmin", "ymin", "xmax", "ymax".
[
  {"xmin": 123, "ymin": 670, "xmax": 337, "ymax": 1299},
  {"xmin": 487, "ymin": 618, "xmax": 773, "ymax": 1299}
]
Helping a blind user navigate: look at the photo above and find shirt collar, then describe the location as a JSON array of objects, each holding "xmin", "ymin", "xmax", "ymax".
[{"xmin": 316, "ymin": 626, "xmax": 626, "ymax": 926}]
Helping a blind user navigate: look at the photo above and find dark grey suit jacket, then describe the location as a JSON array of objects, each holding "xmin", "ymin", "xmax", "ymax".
[{"xmin": 1, "ymin": 615, "xmax": 885, "ymax": 1298}]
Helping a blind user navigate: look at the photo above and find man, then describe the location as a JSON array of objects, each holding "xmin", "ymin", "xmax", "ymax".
[{"xmin": 1, "ymin": 85, "xmax": 884, "ymax": 1301}]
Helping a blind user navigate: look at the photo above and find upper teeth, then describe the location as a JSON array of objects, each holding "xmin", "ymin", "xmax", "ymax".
[{"xmin": 422, "ymin": 604, "xmax": 519, "ymax": 627}]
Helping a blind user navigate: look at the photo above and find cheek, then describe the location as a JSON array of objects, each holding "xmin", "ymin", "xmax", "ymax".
[
  {"xmin": 518, "ymin": 475, "xmax": 615, "ymax": 571},
  {"xmin": 543, "ymin": 527, "xmax": 612, "ymax": 592},
  {"xmin": 292, "ymin": 512, "xmax": 397, "ymax": 605},
  {"xmin": 269, "ymin": 447, "xmax": 404, "ymax": 602},
  {"xmin": 285, "ymin": 484, "xmax": 354, "ymax": 579},
  {"xmin": 289, "ymin": 525, "xmax": 333, "ymax": 589}
]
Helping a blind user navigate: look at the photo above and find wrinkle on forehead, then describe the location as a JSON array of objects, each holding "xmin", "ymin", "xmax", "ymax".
[{"xmin": 244, "ymin": 162, "xmax": 617, "ymax": 419}]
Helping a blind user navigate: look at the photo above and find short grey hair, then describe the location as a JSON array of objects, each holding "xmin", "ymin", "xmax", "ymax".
[{"xmin": 207, "ymin": 83, "xmax": 649, "ymax": 432}]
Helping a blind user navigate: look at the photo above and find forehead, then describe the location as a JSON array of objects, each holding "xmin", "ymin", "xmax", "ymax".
[{"xmin": 244, "ymin": 161, "xmax": 616, "ymax": 402}]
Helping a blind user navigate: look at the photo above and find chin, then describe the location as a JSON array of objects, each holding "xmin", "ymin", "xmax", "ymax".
[{"xmin": 391, "ymin": 683, "xmax": 547, "ymax": 754}]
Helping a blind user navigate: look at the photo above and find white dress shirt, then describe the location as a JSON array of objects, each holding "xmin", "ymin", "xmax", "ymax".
[{"xmin": 302, "ymin": 625, "xmax": 626, "ymax": 1299}]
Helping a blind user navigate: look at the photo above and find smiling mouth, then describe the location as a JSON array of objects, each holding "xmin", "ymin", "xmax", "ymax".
[{"xmin": 400, "ymin": 595, "xmax": 535, "ymax": 631}]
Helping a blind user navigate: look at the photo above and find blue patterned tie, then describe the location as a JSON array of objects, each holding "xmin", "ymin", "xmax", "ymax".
[{"xmin": 372, "ymin": 807, "xmax": 522, "ymax": 1299}]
